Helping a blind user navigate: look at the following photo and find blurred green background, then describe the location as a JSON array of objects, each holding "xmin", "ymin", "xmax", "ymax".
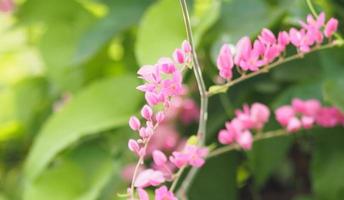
[{"xmin": 0, "ymin": 0, "xmax": 344, "ymax": 199}]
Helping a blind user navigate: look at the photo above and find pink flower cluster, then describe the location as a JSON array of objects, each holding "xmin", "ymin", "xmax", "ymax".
[
  {"xmin": 218, "ymin": 103, "xmax": 270, "ymax": 150},
  {"xmin": 134, "ymin": 144, "xmax": 207, "ymax": 187},
  {"xmin": 218, "ymin": 99, "xmax": 344, "ymax": 151},
  {"xmin": 132, "ymin": 143, "xmax": 207, "ymax": 200},
  {"xmin": 127, "ymin": 41, "xmax": 207, "ymax": 200},
  {"xmin": 216, "ymin": 13, "xmax": 339, "ymax": 80},
  {"xmin": 276, "ymin": 98, "xmax": 344, "ymax": 132},
  {"xmin": 128, "ymin": 41, "xmax": 192, "ymax": 158}
]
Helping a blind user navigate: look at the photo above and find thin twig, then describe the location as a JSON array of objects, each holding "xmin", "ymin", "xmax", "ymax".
[
  {"xmin": 207, "ymin": 129, "xmax": 287, "ymax": 159},
  {"xmin": 175, "ymin": 0, "xmax": 209, "ymax": 197}
]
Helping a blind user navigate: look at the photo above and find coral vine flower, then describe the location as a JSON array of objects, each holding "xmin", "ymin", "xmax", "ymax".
[
  {"xmin": 217, "ymin": 44, "xmax": 234, "ymax": 80},
  {"xmin": 134, "ymin": 169, "xmax": 165, "ymax": 188},
  {"xmin": 170, "ymin": 144, "xmax": 208, "ymax": 168},
  {"xmin": 215, "ymin": 13, "xmax": 339, "ymax": 76},
  {"xmin": 155, "ymin": 186, "xmax": 177, "ymax": 200},
  {"xmin": 276, "ymin": 98, "xmax": 344, "ymax": 132},
  {"xmin": 218, "ymin": 103, "xmax": 270, "ymax": 150}
]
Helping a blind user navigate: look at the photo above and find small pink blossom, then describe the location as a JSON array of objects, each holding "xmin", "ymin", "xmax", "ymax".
[
  {"xmin": 275, "ymin": 105, "xmax": 295, "ymax": 126},
  {"xmin": 234, "ymin": 36, "xmax": 252, "ymax": 65},
  {"xmin": 324, "ymin": 18, "xmax": 338, "ymax": 38},
  {"xmin": 301, "ymin": 115, "xmax": 315, "ymax": 129},
  {"xmin": 138, "ymin": 188, "xmax": 149, "ymax": 200},
  {"xmin": 259, "ymin": 28, "xmax": 276, "ymax": 45},
  {"xmin": 153, "ymin": 150, "xmax": 167, "ymax": 166},
  {"xmin": 287, "ymin": 117, "xmax": 302, "ymax": 133},
  {"xmin": 292, "ymin": 98, "xmax": 321, "ymax": 117},
  {"xmin": 278, "ymin": 31, "xmax": 290, "ymax": 47},
  {"xmin": 218, "ymin": 129, "xmax": 235, "ymax": 145},
  {"xmin": 155, "ymin": 111, "xmax": 165, "ymax": 123},
  {"xmin": 141, "ymin": 105, "xmax": 153, "ymax": 120},
  {"xmin": 316, "ymin": 107, "xmax": 342, "ymax": 127},
  {"xmin": 182, "ymin": 40, "xmax": 192, "ymax": 53},
  {"xmin": 129, "ymin": 116, "xmax": 141, "ymax": 131},
  {"xmin": 158, "ymin": 58, "xmax": 176, "ymax": 74},
  {"xmin": 155, "ymin": 186, "xmax": 177, "ymax": 200},
  {"xmin": 173, "ymin": 48, "xmax": 185, "ymax": 64},
  {"xmin": 217, "ymin": 44, "xmax": 234, "ymax": 80},
  {"xmin": 134, "ymin": 169, "xmax": 165, "ymax": 188},
  {"xmin": 170, "ymin": 145, "xmax": 208, "ymax": 168},
  {"xmin": 128, "ymin": 139, "xmax": 140, "ymax": 155},
  {"xmin": 236, "ymin": 130, "xmax": 253, "ymax": 150}
]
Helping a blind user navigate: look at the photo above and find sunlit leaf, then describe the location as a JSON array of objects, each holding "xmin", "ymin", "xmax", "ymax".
[{"xmin": 24, "ymin": 76, "xmax": 141, "ymax": 180}]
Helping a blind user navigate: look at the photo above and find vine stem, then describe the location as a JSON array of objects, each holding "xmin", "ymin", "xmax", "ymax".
[
  {"xmin": 208, "ymin": 41, "xmax": 342, "ymax": 96},
  {"xmin": 207, "ymin": 129, "xmax": 287, "ymax": 159},
  {"xmin": 173, "ymin": 0, "xmax": 209, "ymax": 197}
]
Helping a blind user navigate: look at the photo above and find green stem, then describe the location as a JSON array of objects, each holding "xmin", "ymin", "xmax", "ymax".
[
  {"xmin": 207, "ymin": 129, "xmax": 287, "ymax": 159},
  {"xmin": 176, "ymin": 0, "xmax": 209, "ymax": 197},
  {"xmin": 169, "ymin": 167, "xmax": 186, "ymax": 192},
  {"xmin": 306, "ymin": 0, "xmax": 318, "ymax": 17}
]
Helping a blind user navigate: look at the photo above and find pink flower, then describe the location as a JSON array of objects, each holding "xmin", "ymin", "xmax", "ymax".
[
  {"xmin": 182, "ymin": 40, "xmax": 192, "ymax": 53},
  {"xmin": 141, "ymin": 105, "xmax": 153, "ymax": 121},
  {"xmin": 217, "ymin": 44, "xmax": 234, "ymax": 80},
  {"xmin": 0, "ymin": 0, "xmax": 14, "ymax": 12},
  {"xmin": 155, "ymin": 186, "xmax": 177, "ymax": 200},
  {"xmin": 324, "ymin": 18, "xmax": 338, "ymax": 38},
  {"xmin": 287, "ymin": 117, "xmax": 302, "ymax": 133},
  {"xmin": 129, "ymin": 116, "xmax": 141, "ymax": 131},
  {"xmin": 218, "ymin": 129, "xmax": 235, "ymax": 144},
  {"xmin": 275, "ymin": 105, "xmax": 295, "ymax": 126},
  {"xmin": 173, "ymin": 48, "xmax": 185, "ymax": 64},
  {"xmin": 259, "ymin": 28, "xmax": 276, "ymax": 45},
  {"xmin": 278, "ymin": 31, "xmax": 290, "ymax": 47},
  {"xmin": 169, "ymin": 151, "xmax": 189, "ymax": 168},
  {"xmin": 250, "ymin": 103, "xmax": 270, "ymax": 129},
  {"xmin": 170, "ymin": 145, "xmax": 208, "ymax": 168},
  {"xmin": 155, "ymin": 111, "xmax": 165, "ymax": 123},
  {"xmin": 234, "ymin": 36, "xmax": 252, "ymax": 65},
  {"xmin": 153, "ymin": 150, "xmax": 167, "ymax": 166},
  {"xmin": 158, "ymin": 58, "xmax": 176, "ymax": 74},
  {"xmin": 292, "ymin": 98, "xmax": 321, "ymax": 117},
  {"xmin": 301, "ymin": 115, "xmax": 315, "ymax": 129},
  {"xmin": 134, "ymin": 169, "xmax": 165, "ymax": 188},
  {"xmin": 316, "ymin": 107, "xmax": 342, "ymax": 127},
  {"xmin": 236, "ymin": 130, "xmax": 253, "ymax": 150},
  {"xmin": 128, "ymin": 139, "xmax": 140, "ymax": 155},
  {"xmin": 138, "ymin": 188, "xmax": 150, "ymax": 200}
]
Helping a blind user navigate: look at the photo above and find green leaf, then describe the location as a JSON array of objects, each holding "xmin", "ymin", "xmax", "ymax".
[
  {"xmin": 135, "ymin": 0, "xmax": 185, "ymax": 65},
  {"xmin": 192, "ymin": 0, "xmax": 221, "ymax": 46},
  {"xmin": 189, "ymin": 153, "xmax": 238, "ymax": 200},
  {"xmin": 323, "ymin": 78, "xmax": 344, "ymax": 112},
  {"xmin": 24, "ymin": 76, "xmax": 141, "ymax": 180},
  {"xmin": 208, "ymin": 85, "xmax": 228, "ymax": 95},
  {"xmin": 74, "ymin": 0, "xmax": 152, "ymax": 64},
  {"xmin": 311, "ymin": 128, "xmax": 344, "ymax": 200},
  {"xmin": 24, "ymin": 144, "xmax": 114, "ymax": 200},
  {"xmin": 248, "ymin": 134, "xmax": 293, "ymax": 187}
]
